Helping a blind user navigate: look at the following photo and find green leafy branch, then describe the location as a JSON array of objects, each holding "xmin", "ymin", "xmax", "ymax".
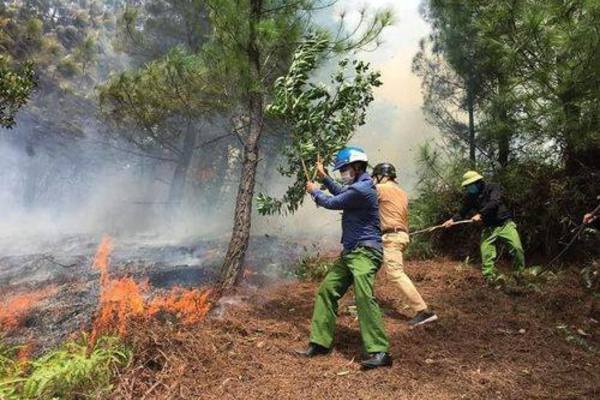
[{"xmin": 257, "ymin": 33, "xmax": 382, "ymax": 215}]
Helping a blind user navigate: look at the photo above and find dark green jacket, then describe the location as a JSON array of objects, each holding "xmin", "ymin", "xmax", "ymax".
[{"xmin": 453, "ymin": 182, "xmax": 512, "ymax": 227}]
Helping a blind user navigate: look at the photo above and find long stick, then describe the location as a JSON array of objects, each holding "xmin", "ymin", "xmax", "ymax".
[
  {"xmin": 300, "ymin": 158, "xmax": 310, "ymax": 181},
  {"xmin": 312, "ymin": 153, "xmax": 320, "ymax": 180},
  {"xmin": 409, "ymin": 219, "xmax": 474, "ymax": 236},
  {"xmin": 540, "ymin": 202, "xmax": 600, "ymax": 274}
]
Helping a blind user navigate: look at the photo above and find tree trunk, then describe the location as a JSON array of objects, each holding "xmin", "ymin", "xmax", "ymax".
[
  {"xmin": 498, "ymin": 105, "xmax": 511, "ymax": 168},
  {"xmin": 219, "ymin": 136, "xmax": 260, "ymax": 288},
  {"xmin": 168, "ymin": 127, "xmax": 197, "ymax": 206},
  {"xmin": 495, "ymin": 80, "xmax": 512, "ymax": 168},
  {"xmin": 498, "ymin": 133, "xmax": 510, "ymax": 167},
  {"xmin": 219, "ymin": 0, "xmax": 263, "ymax": 289},
  {"xmin": 559, "ymin": 87, "xmax": 582, "ymax": 174},
  {"xmin": 467, "ymin": 75, "xmax": 476, "ymax": 168}
]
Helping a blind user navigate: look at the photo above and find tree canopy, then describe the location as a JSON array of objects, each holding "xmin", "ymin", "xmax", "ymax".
[
  {"xmin": 411, "ymin": 0, "xmax": 600, "ymax": 260},
  {"xmin": 0, "ymin": 57, "xmax": 35, "ymax": 128}
]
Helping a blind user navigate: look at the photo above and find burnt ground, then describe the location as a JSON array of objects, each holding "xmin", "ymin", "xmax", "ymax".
[
  {"xmin": 2, "ymin": 236, "xmax": 598, "ymax": 399},
  {"xmin": 0, "ymin": 234, "xmax": 330, "ymax": 350},
  {"xmin": 111, "ymin": 259, "xmax": 600, "ymax": 400}
]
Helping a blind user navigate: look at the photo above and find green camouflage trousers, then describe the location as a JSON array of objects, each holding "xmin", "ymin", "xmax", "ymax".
[
  {"xmin": 309, "ymin": 246, "xmax": 389, "ymax": 353},
  {"xmin": 480, "ymin": 220, "xmax": 525, "ymax": 279}
]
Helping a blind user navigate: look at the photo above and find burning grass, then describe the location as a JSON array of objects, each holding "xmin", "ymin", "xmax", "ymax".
[
  {"xmin": 1, "ymin": 235, "xmax": 215, "ymax": 399},
  {"xmin": 90, "ymin": 235, "xmax": 214, "ymax": 344},
  {"xmin": 148, "ymin": 287, "xmax": 213, "ymax": 325},
  {"xmin": 0, "ymin": 287, "xmax": 58, "ymax": 332},
  {"xmin": 89, "ymin": 236, "xmax": 147, "ymax": 346}
]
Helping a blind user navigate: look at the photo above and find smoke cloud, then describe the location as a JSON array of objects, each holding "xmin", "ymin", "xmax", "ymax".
[{"xmin": 0, "ymin": 0, "xmax": 436, "ymax": 254}]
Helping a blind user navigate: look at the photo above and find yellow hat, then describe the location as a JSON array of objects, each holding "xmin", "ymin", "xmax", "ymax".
[{"xmin": 461, "ymin": 170, "xmax": 483, "ymax": 187}]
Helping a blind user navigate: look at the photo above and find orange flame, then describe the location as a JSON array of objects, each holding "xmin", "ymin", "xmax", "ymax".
[
  {"xmin": 92, "ymin": 277, "xmax": 147, "ymax": 337},
  {"xmin": 94, "ymin": 235, "xmax": 112, "ymax": 287},
  {"xmin": 0, "ymin": 287, "xmax": 57, "ymax": 331},
  {"xmin": 90, "ymin": 236, "xmax": 146, "ymax": 345},
  {"xmin": 148, "ymin": 288, "xmax": 213, "ymax": 325},
  {"xmin": 89, "ymin": 236, "xmax": 212, "ymax": 344}
]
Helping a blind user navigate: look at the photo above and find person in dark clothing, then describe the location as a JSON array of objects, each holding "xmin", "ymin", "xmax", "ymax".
[
  {"xmin": 582, "ymin": 196, "xmax": 600, "ymax": 227},
  {"xmin": 583, "ymin": 211, "xmax": 598, "ymax": 225},
  {"xmin": 296, "ymin": 146, "xmax": 391, "ymax": 370},
  {"xmin": 583, "ymin": 209, "xmax": 600, "ymax": 229},
  {"xmin": 442, "ymin": 170, "xmax": 525, "ymax": 281}
]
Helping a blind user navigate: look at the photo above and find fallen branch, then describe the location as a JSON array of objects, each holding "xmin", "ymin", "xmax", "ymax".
[{"xmin": 40, "ymin": 255, "xmax": 78, "ymax": 268}]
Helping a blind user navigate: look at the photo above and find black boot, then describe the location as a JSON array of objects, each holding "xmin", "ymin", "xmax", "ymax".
[
  {"xmin": 360, "ymin": 352, "xmax": 392, "ymax": 369},
  {"xmin": 294, "ymin": 343, "xmax": 330, "ymax": 357}
]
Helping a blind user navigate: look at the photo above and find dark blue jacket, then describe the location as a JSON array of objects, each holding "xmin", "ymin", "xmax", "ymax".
[
  {"xmin": 452, "ymin": 182, "xmax": 513, "ymax": 227},
  {"xmin": 311, "ymin": 173, "xmax": 382, "ymax": 252}
]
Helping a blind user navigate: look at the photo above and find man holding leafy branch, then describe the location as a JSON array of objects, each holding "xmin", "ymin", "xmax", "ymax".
[{"xmin": 296, "ymin": 146, "xmax": 392, "ymax": 370}]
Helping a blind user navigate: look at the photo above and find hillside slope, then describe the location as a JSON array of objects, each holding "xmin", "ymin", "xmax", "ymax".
[{"xmin": 111, "ymin": 258, "xmax": 599, "ymax": 400}]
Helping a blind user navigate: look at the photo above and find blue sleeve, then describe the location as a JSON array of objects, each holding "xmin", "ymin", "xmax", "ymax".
[
  {"xmin": 323, "ymin": 176, "xmax": 344, "ymax": 195},
  {"xmin": 312, "ymin": 187, "xmax": 363, "ymax": 210}
]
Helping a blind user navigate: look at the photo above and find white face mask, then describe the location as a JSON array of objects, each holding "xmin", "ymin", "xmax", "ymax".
[{"xmin": 340, "ymin": 169, "xmax": 355, "ymax": 185}]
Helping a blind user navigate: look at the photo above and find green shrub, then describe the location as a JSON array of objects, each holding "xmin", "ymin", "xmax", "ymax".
[
  {"xmin": 407, "ymin": 143, "xmax": 473, "ymax": 259},
  {"xmin": 0, "ymin": 342, "xmax": 23, "ymax": 399},
  {"xmin": 296, "ymin": 253, "xmax": 338, "ymax": 281},
  {"xmin": 408, "ymin": 142, "xmax": 599, "ymax": 263},
  {"xmin": 0, "ymin": 334, "xmax": 131, "ymax": 400},
  {"xmin": 57, "ymin": 57, "xmax": 80, "ymax": 77},
  {"xmin": 405, "ymin": 235, "xmax": 436, "ymax": 260}
]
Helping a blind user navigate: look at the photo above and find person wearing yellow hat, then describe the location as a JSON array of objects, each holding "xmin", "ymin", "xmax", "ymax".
[{"xmin": 442, "ymin": 171, "xmax": 525, "ymax": 282}]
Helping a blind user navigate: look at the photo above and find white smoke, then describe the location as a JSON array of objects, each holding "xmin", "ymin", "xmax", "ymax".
[{"xmin": 0, "ymin": 0, "xmax": 437, "ymax": 255}]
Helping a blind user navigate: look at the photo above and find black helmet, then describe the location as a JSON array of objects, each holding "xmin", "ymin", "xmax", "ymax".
[{"xmin": 372, "ymin": 162, "xmax": 397, "ymax": 180}]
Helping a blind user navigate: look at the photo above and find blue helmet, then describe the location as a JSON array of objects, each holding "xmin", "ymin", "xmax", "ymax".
[{"xmin": 333, "ymin": 146, "xmax": 368, "ymax": 171}]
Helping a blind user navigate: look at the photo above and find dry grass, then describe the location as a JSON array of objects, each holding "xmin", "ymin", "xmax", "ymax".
[{"xmin": 109, "ymin": 258, "xmax": 600, "ymax": 400}]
